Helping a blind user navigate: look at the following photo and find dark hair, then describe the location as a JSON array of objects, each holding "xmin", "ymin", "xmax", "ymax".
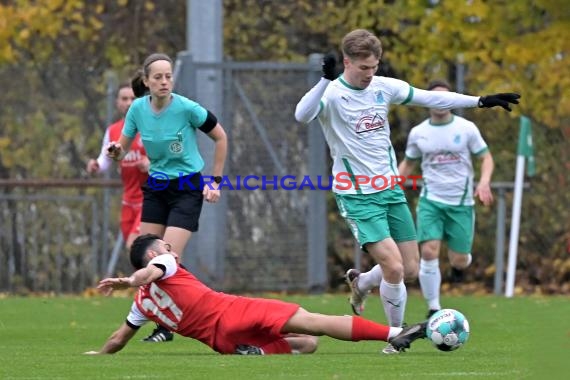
[
  {"xmin": 131, "ymin": 70, "xmax": 148, "ymax": 98},
  {"xmin": 427, "ymin": 79, "xmax": 452, "ymax": 91},
  {"xmin": 130, "ymin": 234, "xmax": 161, "ymax": 269}
]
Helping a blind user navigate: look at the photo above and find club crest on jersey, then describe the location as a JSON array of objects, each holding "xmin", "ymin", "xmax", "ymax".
[
  {"xmin": 355, "ymin": 112, "xmax": 385, "ymax": 134},
  {"xmin": 454, "ymin": 134, "xmax": 461, "ymax": 144},
  {"xmin": 375, "ymin": 91, "xmax": 385, "ymax": 104},
  {"xmin": 169, "ymin": 141, "xmax": 183, "ymax": 154}
]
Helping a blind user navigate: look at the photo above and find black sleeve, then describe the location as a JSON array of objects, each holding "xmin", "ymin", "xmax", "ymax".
[
  {"xmin": 198, "ymin": 110, "xmax": 218, "ymax": 134},
  {"xmin": 126, "ymin": 320, "xmax": 141, "ymax": 330},
  {"xmin": 152, "ymin": 263, "xmax": 166, "ymax": 275}
]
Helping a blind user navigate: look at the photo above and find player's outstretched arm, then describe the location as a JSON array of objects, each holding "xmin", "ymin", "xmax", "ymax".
[
  {"xmin": 84, "ymin": 322, "xmax": 138, "ymax": 354},
  {"xmin": 408, "ymin": 88, "xmax": 520, "ymax": 112},
  {"xmin": 98, "ymin": 266, "xmax": 165, "ymax": 296}
]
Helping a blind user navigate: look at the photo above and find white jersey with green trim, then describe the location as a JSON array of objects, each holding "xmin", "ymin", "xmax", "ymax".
[
  {"xmin": 317, "ymin": 75, "xmax": 412, "ymax": 195},
  {"xmin": 405, "ymin": 115, "xmax": 488, "ymax": 206}
]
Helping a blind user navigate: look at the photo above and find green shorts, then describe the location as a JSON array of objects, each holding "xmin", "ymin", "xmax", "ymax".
[
  {"xmin": 335, "ymin": 189, "xmax": 416, "ymax": 246},
  {"xmin": 416, "ymin": 197, "xmax": 475, "ymax": 254}
]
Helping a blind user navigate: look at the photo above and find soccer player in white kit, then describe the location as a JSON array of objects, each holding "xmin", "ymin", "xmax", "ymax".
[
  {"xmin": 398, "ymin": 79, "xmax": 494, "ymax": 318},
  {"xmin": 295, "ymin": 29, "xmax": 519, "ymax": 354}
]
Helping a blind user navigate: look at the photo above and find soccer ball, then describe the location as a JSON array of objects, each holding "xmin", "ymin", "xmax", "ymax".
[{"xmin": 426, "ymin": 309, "xmax": 470, "ymax": 351}]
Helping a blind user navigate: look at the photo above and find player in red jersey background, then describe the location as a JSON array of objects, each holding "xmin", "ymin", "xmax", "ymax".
[{"xmin": 87, "ymin": 83, "xmax": 149, "ymax": 249}]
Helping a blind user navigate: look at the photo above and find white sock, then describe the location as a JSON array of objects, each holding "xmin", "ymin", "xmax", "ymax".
[
  {"xmin": 419, "ymin": 258, "xmax": 441, "ymax": 310},
  {"xmin": 387, "ymin": 327, "xmax": 403, "ymax": 339},
  {"xmin": 357, "ymin": 264, "xmax": 383, "ymax": 292},
  {"xmin": 380, "ymin": 280, "xmax": 407, "ymax": 327}
]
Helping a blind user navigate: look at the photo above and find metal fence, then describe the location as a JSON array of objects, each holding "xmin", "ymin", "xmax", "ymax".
[
  {"xmin": 0, "ymin": 180, "xmax": 123, "ymax": 293},
  {"xmin": 174, "ymin": 54, "xmax": 328, "ymax": 292}
]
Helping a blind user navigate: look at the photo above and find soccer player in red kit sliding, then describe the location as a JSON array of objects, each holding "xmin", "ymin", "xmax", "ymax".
[
  {"xmin": 87, "ymin": 83, "xmax": 149, "ymax": 249},
  {"xmin": 85, "ymin": 234, "xmax": 427, "ymax": 356}
]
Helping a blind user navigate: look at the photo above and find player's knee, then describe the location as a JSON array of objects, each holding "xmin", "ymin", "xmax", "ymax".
[
  {"xmin": 450, "ymin": 253, "xmax": 471, "ymax": 269},
  {"xmin": 383, "ymin": 262, "xmax": 404, "ymax": 281},
  {"xmin": 404, "ymin": 261, "xmax": 419, "ymax": 280},
  {"xmin": 298, "ymin": 336, "xmax": 319, "ymax": 354},
  {"xmin": 420, "ymin": 248, "xmax": 438, "ymax": 261}
]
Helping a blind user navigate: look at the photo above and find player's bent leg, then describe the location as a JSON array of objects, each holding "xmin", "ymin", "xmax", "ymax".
[
  {"xmin": 366, "ymin": 239, "xmax": 404, "ymax": 284},
  {"xmin": 282, "ymin": 308, "xmax": 350, "ymax": 339},
  {"xmin": 282, "ymin": 308, "xmax": 426, "ymax": 353},
  {"xmin": 448, "ymin": 251, "xmax": 471, "ymax": 284},
  {"xmin": 397, "ymin": 240, "xmax": 420, "ymax": 280},
  {"xmin": 445, "ymin": 204, "xmax": 474, "ymax": 281},
  {"xmin": 283, "ymin": 308, "xmax": 389, "ymax": 341},
  {"xmin": 367, "ymin": 239, "xmax": 406, "ymax": 321},
  {"xmin": 448, "ymin": 250, "xmax": 471, "ymax": 269},
  {"xmin": 235, "ymin": 335, "xmax": 318, "ymax": 355},
  {"xmin": 283, "ymin": 334, "xmax": 318, "ymax": 354}
]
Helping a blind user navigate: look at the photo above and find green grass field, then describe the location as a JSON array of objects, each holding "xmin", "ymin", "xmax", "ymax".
[{"xmin": 0, "ymin": 293, "xmax": 568, "ymax": 379}]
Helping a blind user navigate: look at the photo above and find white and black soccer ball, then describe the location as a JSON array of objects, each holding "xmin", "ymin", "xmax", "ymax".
[{"xmin": 427, "ymin": 308, "xmax": 470, "ymax": 352}]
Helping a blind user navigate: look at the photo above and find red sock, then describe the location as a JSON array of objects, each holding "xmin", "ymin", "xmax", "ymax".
[
  {"xmin": 351, "ymin": 316, "xmax": 390, "ymax": 342},
  {"xmin": 260, "ymin": 338, "xmax": 292, "ymax": 354}
]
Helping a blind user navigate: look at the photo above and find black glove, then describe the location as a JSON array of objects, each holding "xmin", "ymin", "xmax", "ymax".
[
  {"xmin": 322, "ymin": 53, "xmax": 337, "ymax": 81},
  {"xmin": 478, "ymin": 93, "xmax": 521, "ymax": 112}
]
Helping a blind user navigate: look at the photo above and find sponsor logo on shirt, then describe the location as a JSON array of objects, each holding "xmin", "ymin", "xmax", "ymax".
[
  {"xmin": 355, "ymin": 113, "xmax": 385, "ymax": 134},
  {"xmin": 432, "ymin": 151, "xmax": 461, "ymax": 164}
]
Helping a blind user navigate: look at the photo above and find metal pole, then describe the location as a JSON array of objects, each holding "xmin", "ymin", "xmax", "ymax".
[
  {"xmin": 494, "ymin": 188, "xmax": 506, "ymax": 294},
  {"xmin": 185, "ymin": 0, "xmax": 226, "ymax": 284},
  {"xmin": 455, "ymin": 53, "xmax": 465, "ymax": 117},
  {"xmin": 307, "ymin": 53, "xmax": 327, "ymax": 293},
  {"xmin": 101, "ymin": 72, "xmax": 117, "ymax": 273},
  {"xmin": 105, "ymin": 233, "xmax": 124, "ymax": 278}
]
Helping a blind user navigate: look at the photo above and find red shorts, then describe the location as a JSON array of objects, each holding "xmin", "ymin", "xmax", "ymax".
[
  {"xmin": 213, "ymin": 297, "xmax": 300, "ymax": 354},
  {"xmin": 120, "ymin": 202, "xmax": 142, "ymax": 239}
]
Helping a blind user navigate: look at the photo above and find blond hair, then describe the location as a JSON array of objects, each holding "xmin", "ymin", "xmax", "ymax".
[{"xmin": 341, "ymin": 29, "xmax": 382, "ymax": 60}]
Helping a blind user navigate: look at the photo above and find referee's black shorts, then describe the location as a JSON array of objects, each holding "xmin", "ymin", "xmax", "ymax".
[{"xmin": 141, "ymin": 173, "xmax": 204, "ymax": 232}]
